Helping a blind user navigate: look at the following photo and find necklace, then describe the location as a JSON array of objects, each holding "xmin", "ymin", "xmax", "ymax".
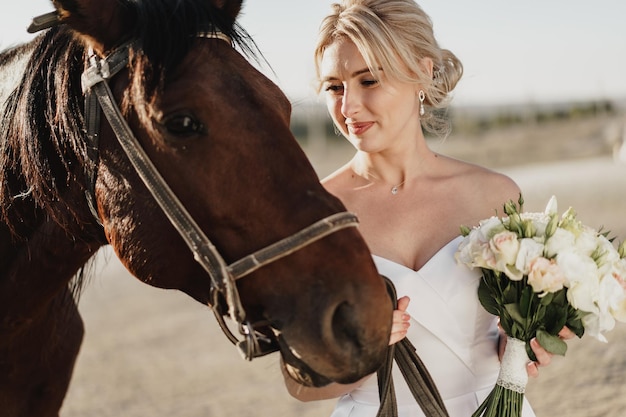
[
  {"xmin": 390, "ymin": 180, "xmax": 406, "ymax": 195},
  {"xmin": 353, "ymin": 164, "xmax": 407, "ymax": 195}
]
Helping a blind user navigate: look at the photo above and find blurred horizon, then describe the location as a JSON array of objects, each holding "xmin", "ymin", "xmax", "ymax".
[{"xmin": 2, "ymin": 1, "xmax": 626, "ymax": 107}]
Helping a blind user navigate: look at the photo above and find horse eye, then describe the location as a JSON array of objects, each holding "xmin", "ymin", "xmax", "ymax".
[{"xmin": 162, "ymin": 114, "xmax": 204, "ymax": 136}]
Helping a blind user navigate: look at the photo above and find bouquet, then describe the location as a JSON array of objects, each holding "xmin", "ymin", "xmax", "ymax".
[{"xmin": 456, "ymin": 195, "xmax": 626, "ymax": 417}]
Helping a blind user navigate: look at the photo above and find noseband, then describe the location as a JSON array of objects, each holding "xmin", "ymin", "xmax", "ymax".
[{"xmin": 79, "ymin": 31, "xmax": 360, "ymax": 360}]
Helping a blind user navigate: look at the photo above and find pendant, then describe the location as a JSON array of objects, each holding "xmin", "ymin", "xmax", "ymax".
[{"xmin": 391, "ymin": 186, "xmax": 399, "ymax": 195}]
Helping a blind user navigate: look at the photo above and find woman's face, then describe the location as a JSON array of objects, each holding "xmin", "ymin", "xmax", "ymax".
[{"xmin": 319, "ymin": 39, "xmax": 422, "ymax": 153}]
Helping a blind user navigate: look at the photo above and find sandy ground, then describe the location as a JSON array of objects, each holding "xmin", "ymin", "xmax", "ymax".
[{"xmin": 60, "ymin": 129, "xmax": 626, "ymax": 416}]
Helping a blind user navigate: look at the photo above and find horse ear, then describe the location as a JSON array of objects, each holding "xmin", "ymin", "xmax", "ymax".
[
  {"xmin": 51, "ymin": 0, "xmax": 135, "ymax": 54},
  {"xmin": 211, "ymin": 0, "xmax": 243, "ymax": 21}
]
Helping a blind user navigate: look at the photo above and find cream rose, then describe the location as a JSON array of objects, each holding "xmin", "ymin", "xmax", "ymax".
[
  {"xmin": 527, "ymin": 257, "xmax": 566, "ymax": 296},
  {"xmin": 489, "ymin": 231, "xmax": 523, "ymax": 280}
]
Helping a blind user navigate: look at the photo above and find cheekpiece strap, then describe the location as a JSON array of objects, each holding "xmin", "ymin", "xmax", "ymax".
[{"xmin": 81, "ymin": 44, "xmax": 132, "ymax": 226}]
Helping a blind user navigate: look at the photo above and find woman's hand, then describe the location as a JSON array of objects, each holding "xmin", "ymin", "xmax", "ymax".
[
  {"xmin": 526, "ymin": 326, "xmax": 576, "ymax": 377},
  {"xmin": 389, "ymin": 296, "xmax": 411, "ymax": 345},
  {"xmin": 498, "ymin": 323, "xmax": 576, "ymax": 377}
]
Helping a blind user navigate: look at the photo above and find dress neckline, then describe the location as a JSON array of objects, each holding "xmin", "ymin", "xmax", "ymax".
[{"xmin": 372, "ymin": 236, "xmax": 463, "ymax": 273}]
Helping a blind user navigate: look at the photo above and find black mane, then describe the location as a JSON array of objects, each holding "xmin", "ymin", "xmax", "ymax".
[
  {"xmin": 129, "ymin": 0, "xmax": 257, "ymax": 104},
  {"xmin": 0, "ymin": 0, "xmax": 256, "ymax": 239},
  {"xmin": 0, "ymin": 28, "xmax": 86, "ymax": 237}
]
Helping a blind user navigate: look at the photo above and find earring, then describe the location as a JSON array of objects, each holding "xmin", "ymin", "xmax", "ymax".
[{"xmin": 418, "ymin": 90, "xmax": 425, "ymax": 116}]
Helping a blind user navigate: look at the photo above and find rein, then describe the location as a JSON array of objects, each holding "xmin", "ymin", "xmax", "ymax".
[
  {"xmin": 79, "ymin": 31, "xmax": 360, "ymax": 360},
  {"xmin": 376, "ymin": 278, "xmax": 450, "ymax": 417}
]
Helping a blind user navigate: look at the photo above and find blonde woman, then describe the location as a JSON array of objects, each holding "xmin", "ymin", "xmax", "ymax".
[{"xmin": 282, "ymin": 1, "xmax": 573, "ymax": 416}]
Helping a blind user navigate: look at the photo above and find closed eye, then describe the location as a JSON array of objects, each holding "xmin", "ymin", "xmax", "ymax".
[
  {"xmin": 324, "ymin": 84, "xmax": 344, "ymax": 94},
  {"xmin": 361, "ymin": 79, "xmax": 378, "ymax": 87}
]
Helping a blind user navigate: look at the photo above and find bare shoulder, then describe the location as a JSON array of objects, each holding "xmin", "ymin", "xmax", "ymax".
[{"xmin": 442, "ymin": 157, "xmax": 521, "ymax": 221}]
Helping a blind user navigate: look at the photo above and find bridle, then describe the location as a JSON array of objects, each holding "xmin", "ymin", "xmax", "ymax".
[{"xmin": 78, "ymin": 30, "xmax": 360, "ymax": 360}]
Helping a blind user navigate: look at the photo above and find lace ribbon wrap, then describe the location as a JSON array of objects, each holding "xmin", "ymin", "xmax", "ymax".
[{"xmin": 496, "ymin": 337, "xmax": 529, "ymax": 394}]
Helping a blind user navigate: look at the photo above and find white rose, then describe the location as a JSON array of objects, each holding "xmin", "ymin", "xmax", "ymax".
[
  {"xmin": 572, "ymin": 227, "xmax": 600, "ymax": 257},
  {"xmin": 582, "ymin": 314, "xmax": 607, "ymax": 343},
  {"xmin": 610, "ymin": 298, "xmax": 626, "ymax": 323},
  {"xmin": 604, "ymin": 259, "xmax": 626, "ymax": 322},
  {"xmin": 515, "ymin": 238, "xmax": 545, "ymax": 274},
  {"xmin": 568, "ymin": 278, "xmax": 600, "ymax": 316},
  {"xmin": 557, "ymin": 251, "xmax": 600, "ymax": 312},
  {"xmin": 457, "ymin": 231, "xmax": 492, "ymax": 269},
  {"xmin": 544, "ymin": 227, "xmax": 576, "ymax": 258},
  {"xmin": 597, "ymin": 273, "xmax": 622, "ymax": 331},
  {"xmin": 478, "ymin": 217, "xmax": 506, "ymax": 241}
]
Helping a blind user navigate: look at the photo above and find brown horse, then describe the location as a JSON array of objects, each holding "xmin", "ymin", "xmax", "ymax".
[{"xmin": 0, "ymin": 0, "xmax": 393, "ymax": 415}]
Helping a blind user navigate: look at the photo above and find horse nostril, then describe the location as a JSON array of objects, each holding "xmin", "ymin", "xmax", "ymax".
[{"xmin": 331, "ymin": 302, "xmax": 363, "ymax": 353}]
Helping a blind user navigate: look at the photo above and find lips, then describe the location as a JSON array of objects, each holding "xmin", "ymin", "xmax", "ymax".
[{"xmin": 346, "ymin": 121, "xmax": 374, "ymax": 135}]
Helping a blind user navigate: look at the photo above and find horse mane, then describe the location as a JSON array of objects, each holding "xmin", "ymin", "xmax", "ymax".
[
  {"xmin": 0, "ymin": 28, "xmax": 87, "ymax": 237},
  {"xmin": 126, "ymin": 0, "xmax": 259, "ymax": 127},
  {"xmin": 0, "ymin": 0, "xmax": 257, "ymax": 239},
  {"xmin": 0, "ymin": 0, "xmax": 258, "ymax": 298}
]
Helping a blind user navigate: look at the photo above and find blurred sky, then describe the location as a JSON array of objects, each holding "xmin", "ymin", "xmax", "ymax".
[{"xmin": 2, "ymin": 0, "xmax": 625, "ymax": 106}]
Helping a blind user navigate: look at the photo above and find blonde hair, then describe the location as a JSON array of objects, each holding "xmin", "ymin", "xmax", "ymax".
[{"xmin": 314, "ymin": 0, "xmax": 463, "ymax": 137}]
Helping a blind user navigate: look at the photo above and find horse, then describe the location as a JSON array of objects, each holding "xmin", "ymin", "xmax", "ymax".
[{"xmin": 0, "ymin": 0, "xmax": 393, "ymax": 415}]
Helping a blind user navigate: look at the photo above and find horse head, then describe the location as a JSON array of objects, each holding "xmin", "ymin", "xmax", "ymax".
[{"xmin": 48, "ymin": 0, "xmax": 392, "ymax": 387}]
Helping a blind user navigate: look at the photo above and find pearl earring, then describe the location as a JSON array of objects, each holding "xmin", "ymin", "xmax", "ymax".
[{"xmin": 418, "ymin": 90, "xmax": 425, "ymax": 116}]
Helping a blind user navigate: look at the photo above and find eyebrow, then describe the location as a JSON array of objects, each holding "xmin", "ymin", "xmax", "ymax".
[{"xmin": 321, "ymin": 67, "xmax": 373, "ymax": 83}]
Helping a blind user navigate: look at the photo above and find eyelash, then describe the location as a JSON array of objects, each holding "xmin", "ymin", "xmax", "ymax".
[
  {"xmin": 324, "ymin": 79, "xmax": 378, "ymax": 93},
  {"xmin": 325, "ymin": 84, "xmax": 343, "ymax": 92}
]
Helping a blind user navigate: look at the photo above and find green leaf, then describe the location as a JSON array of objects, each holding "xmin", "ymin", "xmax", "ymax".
[
  {"xmin": 502, "ymin": 283, "xmax": 519, "ymax": 304},
  {"xmin": 536, "ymin": 329, "xmax": 568, "ymax": 356},
  {"xmin": 543, "ymin": 303, "xmax": 568, "ymax": 334},
  {"xmin": 478, "ymin": 279, "xmax": 501, "ymax": 316},
  {"xmin": 511, "ymin": 322, "xmax": 525, "ymax": 340},
  {"xmin": 566, "ymin": 308, "xmax": 586, "ymax": 338},
  {"xmin": 519, "ymin": 287, "xmax": 533, "ymax": 318},
  {"xmin": 539, "ymin": 292, "xmax": 554, "ymax": 306},
  {"xmin": 553, "ymin": 289, "xmax": 567, "ymax": 305},
  {"xmin": 505, "ymin": 303, "xmax": 526, "ymax": 327}
]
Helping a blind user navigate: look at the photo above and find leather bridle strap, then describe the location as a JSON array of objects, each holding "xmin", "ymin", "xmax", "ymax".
[
  {"xmin": 376, "ymin": 278, "xmax": 450, "ymax": 417},
  {"xmin": 80, "ymin": 34, "xmax": 360, "ymax": 360}
]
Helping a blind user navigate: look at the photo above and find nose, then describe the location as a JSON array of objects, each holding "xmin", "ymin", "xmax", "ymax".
[
  {"xmin": 341, "ymin": 86, "xmax": 360, "ymax": 118},
  {"xmin": 330, "ymin": 301, "xmax": 362, "ymax": 354},
  {"xmin": 318, "ymin": 299, "xmax": 386, "ymax": 382}
]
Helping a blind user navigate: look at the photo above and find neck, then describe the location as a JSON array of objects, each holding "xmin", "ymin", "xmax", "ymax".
[
  {"xmin": 353, "ymin": 143, "xmax": 435, "ymax": 180},
  {"xmin": 0, "ymin": 217, "xmax": 103, "ymax": 331}
]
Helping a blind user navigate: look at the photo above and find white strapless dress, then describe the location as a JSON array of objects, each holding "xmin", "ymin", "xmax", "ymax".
[{"xmin": 330, "ymin": 237, "xmax": 536, "ymax": 417}]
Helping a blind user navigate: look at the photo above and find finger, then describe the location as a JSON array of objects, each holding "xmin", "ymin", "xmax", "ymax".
[
  {"xmin": 389, "ymin": 305, "xmax": 411, "ymax": 345},
  {"xmin": 392, "ymin": 307, "xmax": 410, "ymax": 322},
  {"xmin": 391, "ymin": 311, "xmax": 411, "ymax": 328},
  {"xmin": 397, "ymin": 296, "xmax": 410, "ymax": 312},
  {"xmin": 389, "ymin": 328, "xmax": 408, "ymax": 345},
  {"xmin": 389, "ymin": 316, "xmax": 409, "ymax": 344},
  {"xmin": 529, "ymin": 338, "xmax": 552, "ymax": 367},
  {"xmin": 558, "ymin": 326, "xmax": 576, "ymax": 340},
  {"xmin": 526, "ymin": 361, "xmax": 540, "ymax": 378}
]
